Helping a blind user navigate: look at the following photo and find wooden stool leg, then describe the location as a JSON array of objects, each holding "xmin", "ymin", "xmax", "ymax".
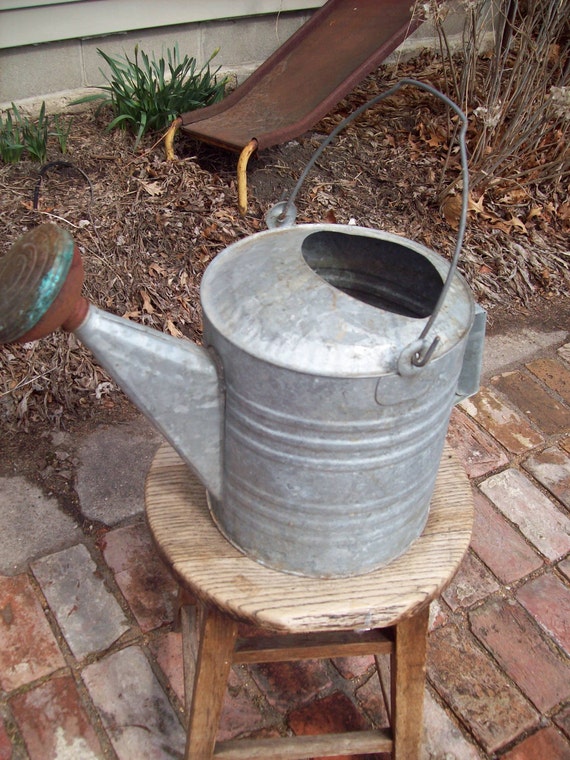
[
  {"xmin": 391, "ymin": 605, "xmax": 430, "ymax": 760},
  {"xmin": 180, "ymin": 602, "xmax": 200, "ymax": 715},
  {"xmin": 185, "ymin": 605, "xmax": 239, "ymax": 760}
]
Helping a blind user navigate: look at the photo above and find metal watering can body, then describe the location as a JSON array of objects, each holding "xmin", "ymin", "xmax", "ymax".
[
  {"xmin": 198, "ymin": 222, "xmax": 478, "ymax": 576},
  {"xmin": 0, "ymin": 219, "xmax": 482, "ymax": 577},
  {"xmin": 0, "ymin": 80, "xmax": 485, "ymax": 577}
]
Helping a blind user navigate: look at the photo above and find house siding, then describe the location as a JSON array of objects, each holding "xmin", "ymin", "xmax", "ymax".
[
  {"xmin": 0, "ymin": 1, "xmax": 471, "ymax": 112},
  {"xmin": 0, "ymin": 1, "xmax": 325, "ymax": 49},
  {"xmin": 0, "ymin": 7, "xmax": 321, "ymax": 107}
]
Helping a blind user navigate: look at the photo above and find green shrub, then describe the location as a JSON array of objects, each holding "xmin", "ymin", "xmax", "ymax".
[
  {"xmin": 0, "ymin": 102, "xmax": 71, "ymax": 164},
  {"xmin": 17, "ymin": 101, "xmax": 49, "ymax": 163},
  {"xmin": 73, "ymin": 44, "xmax": 228, "ymax": 148},
  {"xmin": 51, "ymin": 113, "xmax": 73, "ymax": 154},
  {"xmin": 0, "ymin": 108, "xmax": 24, "ymax": 163}
]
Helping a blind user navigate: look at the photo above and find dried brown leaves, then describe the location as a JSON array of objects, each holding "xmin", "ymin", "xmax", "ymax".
[{"xmin": 0, "ymin": 54, "xmax": 568, "ymax": 429}]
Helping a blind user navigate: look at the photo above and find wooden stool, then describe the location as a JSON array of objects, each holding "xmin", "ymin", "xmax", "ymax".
[{"xmin": 145, "ymin": 443, "xmax": 473, "ymax": 760}]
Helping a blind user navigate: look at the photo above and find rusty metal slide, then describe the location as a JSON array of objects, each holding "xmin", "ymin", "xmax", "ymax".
[{"xmin": 175, "ymin": 0, "xmax": 422, "ymax": 210}]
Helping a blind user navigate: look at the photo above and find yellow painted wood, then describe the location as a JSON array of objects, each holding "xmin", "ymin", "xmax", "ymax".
[{"xmin": 237, "ymin": 139, "xmax": 258, "ymax": 214}]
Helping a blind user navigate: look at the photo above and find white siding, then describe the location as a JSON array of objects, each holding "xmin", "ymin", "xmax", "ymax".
[{"xmin": 0, "ymin": 0, "xmax": 325, "ymax": 49}]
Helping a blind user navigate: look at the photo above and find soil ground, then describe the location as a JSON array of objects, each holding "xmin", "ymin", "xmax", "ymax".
[{"xmin": 0, "ymin": 56, "xmax": 568, "ymax": 511}]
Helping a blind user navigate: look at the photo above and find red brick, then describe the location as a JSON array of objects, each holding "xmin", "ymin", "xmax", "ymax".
[
  {"xmin": 289, "ymin": 691, "xmax": 368, "ymax": 733},
  {"xmin": 470, "ymin": 598, "xmax": 570, "ymax": 712},
  {"xmin": 0, "ymin": 720, "xmax": 11, "ymax": 760},
  {"xmin": 441, "ymin": 550, "xmax": 499, "ymax": 610},
  {"xmin": 150, "ymin": 630, "xmax": 184, "ymax": 703},
  {"xmin": 470, "ymin": 490, "xmax": 543, "ymax": 583},
  {"xmin": 428, "ymin": 624, "xmax": 538, "ymax": 753},
  {"xmin": 354, "ymin": 668, "xmax": 389, "ymax": 727},
  {"xmin": 559, "ymin": 344, "xmax": 570, "ymax": 365},
  {"xmin": 0, "ymin": 574, "xmax": 65, "ymax": 692},
  {"xmin": 516, "ymin": 573, "xmax": 570, "ymax": 654},
  {"xmin": 10, "ymin": 674, "xmax": 103, "ymax": 760},
  {"xmin": 331, "ymin": 656, "xmax": 375, "ymax": 680},
  {"xmin": 288, "ymin": 692, "xmax": 374, "ymax": 760},
  {"xmin": 250, "ymin": 660, "xmax": 333, "ymax": 713},
  {"xmin": 500, "ymin": 726, "xmax": 570, "ymax": 760},
  {"xmin": 491, "ymin": 371, "xmax": 570, "ymax": 434},
  {"xmin": 423, "ymin": 689, "xmax": 482, "ymax": 760},
  {"xmin": 523, "ymin": 445, "xmax": 570, "ymax": 511},
  {"xmin": 446, "ymin": 409, "xmax": 509, "ymax": 478},
  {"xmin": 527, "ymin": 358, "xmax": 570, "ymax": 404},
  {"xmin": 560, "ymin": 557, "xmax": 570, "ymax": 582},
  {"xmin": 101, "ymin": 523, "xmax": 178, "ymax": 632},
  {"xmin": 479, "ymin": 469, "xmax": 570, "ymax": 561},
  {"xmin": 428, "ymin": 599, "xmax": 450, "ymax": 631},
  {"xmin": 218, "ymin": 668, "xmax": 269, "ymax": 741},
  {"xmin": 239, "ymin": 726, "xmax": 283, "ymax": 741},
  {"xmin": 31, "ymin": 544, "xmax": 129, "ymax": 660},
  {"xmin": 554, "ymin": 702, "xmax": 570, "ymax": 740},
  {"xmin": 460, "ymin": 387, "xmax": 544, "ymax": 454},
  {"xmin": 82, "ymin": 645, "xmax": 186, "ymax": 756}
]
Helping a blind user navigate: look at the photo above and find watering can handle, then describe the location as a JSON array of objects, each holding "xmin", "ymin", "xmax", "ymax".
[{"xmin": 266, "ymin": 78, "xmax": 469, "ymax": 371}]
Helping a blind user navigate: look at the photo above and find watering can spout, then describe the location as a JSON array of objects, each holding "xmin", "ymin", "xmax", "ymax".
[
  {"xmin": 0, "ymin": 224, "xmax": 224, "ymax": 500},
  {"xmin": 75, "ymin": 306, "xmax": 224, "ymax": 498}
]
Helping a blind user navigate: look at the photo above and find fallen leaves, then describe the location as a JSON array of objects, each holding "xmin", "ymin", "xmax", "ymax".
[
  {"xmin": 493, "ymin": 215, "xmax": 527, "ymax": 235},
  {"xmin": 140, "ymin": 289, "xmax": 155, "ymax": 314},
  {"xmin": 441, "ymin": 191, "xmax": 528, "ymax": 234},
  {"xmin": 165, "ymin": 319, "xmax": 184, "ymax": 338},
  {"xmin": 137, "ymin": 178, "xmax": 163, "ymax": 196},
  {"xmin": 148, "ymin": 262, "xmax": 166, "ymax": 277},
  {"xmin": 558, "ymin": 202, "xmax": 570, "ymax": 222},
  {"xmin": 441, "ymin": 193, "xmax": 463, "ymax": 228},
  {"xmin": 418, "ymin": 121, "xmax": 448, "ymax": 149},
  {"xmin": 1, "ymin": 51, "xmax": 569, "ymax": 430}
]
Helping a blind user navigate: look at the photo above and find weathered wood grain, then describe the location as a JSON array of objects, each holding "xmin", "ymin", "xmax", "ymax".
[{"xmin": 212, "ymin": 729, "xmax": 393, "ymax": 759}]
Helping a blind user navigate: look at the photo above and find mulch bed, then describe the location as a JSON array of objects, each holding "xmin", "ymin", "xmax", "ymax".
[{"xmin": 1, "ymin": 53, "xmax": 568, "ymax": 430}]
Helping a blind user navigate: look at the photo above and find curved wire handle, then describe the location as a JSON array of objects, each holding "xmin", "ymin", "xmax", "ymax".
[{"xmin": 266, "ymin": 78, "xmax": 469, "ymax": 370}]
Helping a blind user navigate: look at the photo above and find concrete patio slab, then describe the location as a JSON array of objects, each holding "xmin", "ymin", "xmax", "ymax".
[
  {"xmin": 0, "ymin": 476, "xmax": 81, "ymax": 575},
  {"xmin": 75, "ymin": 417, "xmax": 161, "ymax": 526}
]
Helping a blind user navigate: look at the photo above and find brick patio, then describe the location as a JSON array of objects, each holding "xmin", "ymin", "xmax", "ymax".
[{"xmin": 1, "ymin": 340, "xmax": 569, "ymax": 759}]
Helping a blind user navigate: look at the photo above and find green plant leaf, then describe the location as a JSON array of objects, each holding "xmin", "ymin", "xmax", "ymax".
[
  {"xmin": 79, "ymin": 44, "xmax": 229, "ymax": 149},
  {"xmin": 69, "ymin": 92, "xmax": 109, "ymax": 105},
  {"xmin": 107, "ymin": 113, "xmax": 135, "ymax": 130}
]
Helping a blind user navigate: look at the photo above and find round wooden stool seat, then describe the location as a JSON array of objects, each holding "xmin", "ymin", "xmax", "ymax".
[
  {"xmin": 145, "ymin": 442, "xmax": 473, "ymax": 759},
  {"xmin": 146, "ymin": 442, "xmax": 472, "ymax": 632}
]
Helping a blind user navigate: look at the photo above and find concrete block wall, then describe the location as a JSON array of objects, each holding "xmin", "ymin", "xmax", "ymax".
[
  {"xmin": 0, "ymin": 11, "xmax": 311, "ymax": 112},
  {"xmin": 0, "ymin": 5, "xmax": 474, "ymax": 115}
]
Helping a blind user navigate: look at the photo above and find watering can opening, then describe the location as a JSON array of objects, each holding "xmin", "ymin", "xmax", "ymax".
[{"xmin": 301, "ymin": 230, "xmax": 443, "ymax": 319}]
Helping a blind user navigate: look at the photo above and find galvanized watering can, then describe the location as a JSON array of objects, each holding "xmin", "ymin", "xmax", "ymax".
[{"xmin": 0, "ymin": 80, "xmax": 485, "ymax": 577}]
